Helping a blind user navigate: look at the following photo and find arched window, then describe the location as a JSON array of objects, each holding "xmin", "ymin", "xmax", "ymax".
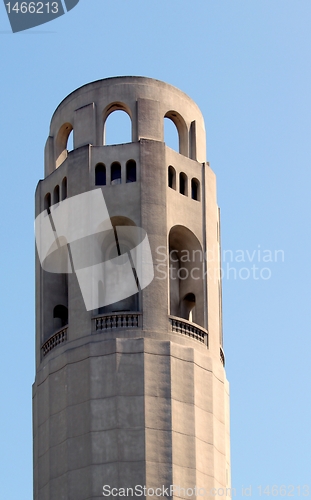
[
  {"xmin": 164, "ymin": 111, "xmax": 188, "ymax": 156},
  {"xmin": 179, "ymin": 172, "xmax": 188, "ymax": 196},
  {"xmin": 126, "ymin": 160, "xmax": 136, "ymax": 183},
  {"xmin": 168, "ymin": 166, "xmax": 176, "ymax": 190},
  {"xmin": 53, "ymin": 305, "xmax": 68, "ymax": 329},
  {"xmin": 111, "ymin": 162, "xmax": 121, "ymax": 185},
  {"xmin": 104, "ymin": 109, "xmax": 132, "ymax": 145},
  {"xmin": 95, "ymin": 163, "xmax": 106, "ymax": 186},
  {"xmin": 191, "ymin": 178, "xmax": 200, "ymax": 201},
  {"xmin": 44, "ymin": 193, "xmax": 51, "ymax": 212},
  {"xmin": 61, "ymin": 177, "xmax": 67, "ymax": 200},
  {"xmin": 53, "ymin": 185, "xmax": 60, "ymax": 204},
  {"xmin": 164, "ymin": 117, "xmax": 179, "ymax": 152},
  {"xmin": 55, "ymin": 123, "xmax": 74, "ymax": 168},
  {"xmin": 169, "ymin": 225, "xmax": 204, "ymax": 328}
]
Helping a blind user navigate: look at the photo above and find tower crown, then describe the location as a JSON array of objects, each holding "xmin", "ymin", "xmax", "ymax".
[{"xmin": 45, "ymin": 76, "xmax": 206, "ymax": 176}]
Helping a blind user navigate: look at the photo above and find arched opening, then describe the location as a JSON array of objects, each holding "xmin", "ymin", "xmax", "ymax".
[
  {"xmin": 164, "ymin": 117, "xmax": 179, "ymax": 152},
  {"xmin": 53, "ymin": 304, "xmax": 68, "ymax": 330},
  {"xmin": 41, "ymin": 221, "xmax": 70, "ymax": 341},
  {"xmin": 55, "ymin": 123, "xmax": 73, "ymax": 168},
  {"xmin": 104, "ymin": 108, "xmax": 132, "ymax": 145},
  {"xmin": 95, "ymin": 163, "xmax": 106, "ymax": 186},
  {"xmin": 53, "ymin": 185, "xmax": 60, "ymax": 204},
  {"xmin": 61, "ymin": 177, "xmax": 67, "ymax": 200},
  {"xmin": 97, "ymin": 216, "xmax": 140, "ymax": 314},
  {"xmin": 179, "ymin": 172, "xmax": 188, "ymax": 196},
  {"xmin": 164, "ymin": 111, "xmax": 188, "ymax": 156},
  {"xmin": 44, "ymin": 193, "xmax": 51, "ymax": 212},
  {"xmin": 181, "ymin": 293, "xmax": 196, "ymax": 322},
  {"xmin": 111, "ymin": 162, "xmax": 121, "ymax": 185},
  {"xmin": 169, "ymin": 225, "xmax": 204, "ymax": 327},
  {"xmin": 67, "ymin": 130, "xmax": 73, "ymax": 151},
  {"xmin": 191, "ymin": 178, "xmax": 200, "ymax": 201},
  {"xmin": 126, "ymin": 160, "xmax": 136, "ymax": 183},
  {"xmin": 168, "ymin": 166, "xmax": 176, "ymax": 190}
]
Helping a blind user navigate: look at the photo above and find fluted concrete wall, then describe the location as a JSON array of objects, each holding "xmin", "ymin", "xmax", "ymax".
[{"xmin": 33, "ymin": 337, "xmax": 229, "ymax": 499}]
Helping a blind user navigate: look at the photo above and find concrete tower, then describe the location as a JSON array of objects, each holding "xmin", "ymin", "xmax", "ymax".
[{"xmin": 33, "ymin": 77, "xmax": 231, "ymax": 500}]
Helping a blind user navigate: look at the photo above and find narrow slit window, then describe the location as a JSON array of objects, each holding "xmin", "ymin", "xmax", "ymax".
[
  {"xmin": 111, "ymin": 162, "xmax": 121, "ymax": 185},
  {"xmin": 44, "ymin": 193, "xmax": 51, "ymax": 212},
  {"xmin": 53, "ymin": 185, "xmax": 60, "ymax": 204},
  {"xmin": 191, "ymin": 178, "xmax": 200, "ymax": 201},
  {"xmin": 95, "ymin": 163, "xmax": 106, "ymax": 186},
  {"xmin": 168, "ymin": 166, "xmax": 176, "ymax": 189},
  {"xmin": 179, "ymin": 173, "xmax": 188, "ymax": 196},
  {"xmin": 126, "ymin": 160, "xmax": 136, "ymax": 183},
  {"xmin": 62, "ymin": 177, "xmax": 67, "ymax": 200}
]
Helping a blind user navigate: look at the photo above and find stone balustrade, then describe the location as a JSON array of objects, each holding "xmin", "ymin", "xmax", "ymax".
[
  {"xmin": 169, "ymin": 315, "xmax": 208, "ymax": 346},
  {"xmin": 94, "ymin": 312, "xmax": 142, "ymax": 331},
  {"xmin": 41, "ymin": 326, "xmax": 68, "ymax": 357}
]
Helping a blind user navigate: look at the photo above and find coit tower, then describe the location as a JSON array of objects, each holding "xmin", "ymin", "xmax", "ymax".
[{"xmin": 33, "ymin": 76, "xmax": 231, "ymax": 500}]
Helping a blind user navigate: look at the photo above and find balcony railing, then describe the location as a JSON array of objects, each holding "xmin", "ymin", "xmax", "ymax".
[
  {"xmin": 94, "ymin": 312, "xmax": 142, "ymax": 331},
  {"xmin": 169, "ymin": 316, "xmax": 208, "ymax": 346},
  {"xmin": 41, "ymin": 326, "xmax": 68, "ymax": 357}
]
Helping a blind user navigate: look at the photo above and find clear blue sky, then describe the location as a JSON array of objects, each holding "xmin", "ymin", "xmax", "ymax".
[{"xmin": 0, "ymin": 1, "xmax": 310, "ymax": 498}]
